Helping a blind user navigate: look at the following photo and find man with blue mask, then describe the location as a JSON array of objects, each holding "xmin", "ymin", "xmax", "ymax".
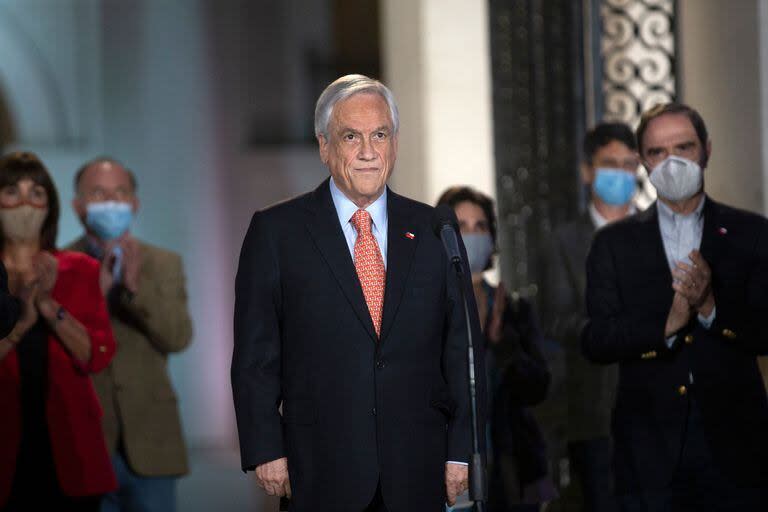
[
  {"xmin": 584, "ymin": 104, "xmax": 768, "ymax": 510},
  {"xmin": 545, "ymin": 122, "xmax": 638, "ymax": 512},
  {"xmin": 67, "ymin": 157, "xmax": 193, "ymax": 512}
]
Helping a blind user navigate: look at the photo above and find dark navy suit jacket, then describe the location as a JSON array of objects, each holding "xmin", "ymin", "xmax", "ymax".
[
  {"xmin": 583, "ymin": 197, "xmax": 768, "ymax": 493},
  {"xmin": 232, "ymin": 179, "xmax": 485, "ymax": 511}
]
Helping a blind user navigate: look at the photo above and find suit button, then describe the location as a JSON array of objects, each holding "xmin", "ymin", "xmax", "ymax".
[
  {"xmin": 376, "ymin": 360, "xmax": 385, "ymax": 370},
  {"xmin": 372, "ymin": 407, "xmax": 377, "ymax": 416},
  {"xmin": 678, "ymin": 385, "xmax": 687, "ymax": 396},
  {"xmin": 684, "ymin": 335, "xmax": 694, "ymax": 345}
]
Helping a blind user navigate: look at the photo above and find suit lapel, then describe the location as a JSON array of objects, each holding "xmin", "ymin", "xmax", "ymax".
[
  {"xmin": 379, "ymin": 190, "xmax": 418, "ymax": 343},
  {"xmin": 699, "ymin": 196, "xmax": 723, "ymax": 266},
  {"xmin": 635, "ymin": 203, "xmax": 674, "ymax": 302},
  {"xmin": 304, "ymin": 179, "xmax": 378, "ymax": 342}
]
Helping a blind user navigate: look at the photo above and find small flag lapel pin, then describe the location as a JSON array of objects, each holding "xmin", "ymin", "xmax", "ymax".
[
  {"xmin": 405, "ymin": 231, "xmax": 415, "ymax": 239},
  {"xmin": 718, "ymin": 227, "xmax": 728, "ymax": 235}
]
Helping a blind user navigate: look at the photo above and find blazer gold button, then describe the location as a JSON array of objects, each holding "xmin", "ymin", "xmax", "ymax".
[
  {"xmin": 684, "ymin": 334, "xmax": 694, "ymax": 344},
  {"xmin": 99, "ymin": 345, "xmax": 107, "ymax": 353},
  {"xmin": 722, "ymin": 329, "xmax": 737, "ymax": 339},
  {"xmin": 678, "ymin": 385, "xmax": 687, "ymax": 396}
]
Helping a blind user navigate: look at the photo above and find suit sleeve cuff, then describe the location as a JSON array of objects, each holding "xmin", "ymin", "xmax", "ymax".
[
  {"xmin": 666, "ymin": 334, "xmax": 677, "ymax": 348},
  {"xmin": 697, "ymin": 306, "xmax": 716, "ymax": 329}
]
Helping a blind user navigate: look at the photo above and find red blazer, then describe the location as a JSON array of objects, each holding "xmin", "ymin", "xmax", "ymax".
[{"xmin": 0, "ymin": 251, "xmax": 117, "ymax": 504}]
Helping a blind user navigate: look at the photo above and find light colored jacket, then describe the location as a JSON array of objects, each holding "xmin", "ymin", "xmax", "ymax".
[{"xmin": 68, "ymin": 237, "xmax": 193, "ymax": 477}]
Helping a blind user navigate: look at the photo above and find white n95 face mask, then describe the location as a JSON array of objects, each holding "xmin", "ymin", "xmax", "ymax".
[{"xmin": 648, "ymin": 155, "xmax": 703, "ymax": 202}]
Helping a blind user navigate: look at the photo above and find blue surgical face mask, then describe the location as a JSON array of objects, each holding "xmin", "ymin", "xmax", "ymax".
[
  {"xmin": 593, "ymin": 168, "xmax": 636, "ymax": 206},
  {"xmin": 86, "ymin": 201, "xmax": 134, "ymax": 241},
  {"xmin": 462, "ymin": 232, "xmax": 494, "ymax": 275}
]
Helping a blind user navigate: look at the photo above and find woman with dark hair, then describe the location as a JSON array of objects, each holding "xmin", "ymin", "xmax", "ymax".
[
  {"xmin": 0, "ymin": 152, "xmax": 117, "ymax": 510},
  {"xmin": 437, "ymin": 186, "xmax": 556, "ymax": 511}
]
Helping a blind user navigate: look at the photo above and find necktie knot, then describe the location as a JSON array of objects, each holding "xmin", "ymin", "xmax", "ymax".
[{"xmin": 351, "ymin": 209, "xmax": 372, "ymax": 236}]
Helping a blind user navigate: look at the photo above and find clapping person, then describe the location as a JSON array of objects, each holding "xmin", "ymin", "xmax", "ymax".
[{"xmin": 0, "ymin": 152, "xmax": 117, "ymax": 510}]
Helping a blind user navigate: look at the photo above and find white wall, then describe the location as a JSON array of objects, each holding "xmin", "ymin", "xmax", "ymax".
[
  {"xmin": 761, "ymin": 0, "xmax": 768, "ymax": 216},
  {"xmin": 381, "ymin": 0, "xmax": 496, "ymax": 205},
  {"xmin": 678, "ymin": 0, "xmax": 764, "ymax": 214}
]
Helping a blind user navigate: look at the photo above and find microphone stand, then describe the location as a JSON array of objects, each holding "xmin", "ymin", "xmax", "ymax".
[{"xmin": 451, "ymin": 259, "xmax": 486, "ymax": 512}]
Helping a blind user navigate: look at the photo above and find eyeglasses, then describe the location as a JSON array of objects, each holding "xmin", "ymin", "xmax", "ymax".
[{"xmin": 0, "ymin": 185, "xmax": 48, "ymax": 209}]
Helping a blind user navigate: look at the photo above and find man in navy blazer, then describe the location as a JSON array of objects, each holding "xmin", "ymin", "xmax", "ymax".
[
  {"xmin": 231, "ymin": 75, "xmax": 484, "ymax": 511},
  {"xmin": 584, "ymin": 103, "xmax": 768, "ymax": 510}
]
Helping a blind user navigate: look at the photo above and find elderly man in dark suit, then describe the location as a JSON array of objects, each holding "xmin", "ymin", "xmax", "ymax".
[
  {"xmin": 231, "ymin": 74, "xmax": 484, "ymax": 511},
  {"xmin": 584, "ymin": 103, "xmax": 768, "ymax": 510},
  {"xmin": 547, "ymin": 122, "xmax": 638, "ymax": 511}
]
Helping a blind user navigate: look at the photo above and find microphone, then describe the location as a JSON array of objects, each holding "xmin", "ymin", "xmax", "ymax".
[
  {"xmin": 433, "ymin": 205, "xmax": 463, "ymax": 267},
  {"xmin": 433, "ymin": 205, "xmax": 488, "ymax": 508}
]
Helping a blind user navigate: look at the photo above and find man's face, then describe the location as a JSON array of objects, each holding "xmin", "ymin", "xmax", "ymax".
[
  {"xmin": 318, "ymin": 93, "xmax": 397, "ymax": 208},
  {"xmin": 582, "ymin": 140, "xmax": 639, "ymax": 185},
  {"xmin": 641, "ymin": 113, "xmax": 709, "ymax": 171},
  {"xmin": 73, "ymin": 161, "xmax": 139, "ymax": 221}
]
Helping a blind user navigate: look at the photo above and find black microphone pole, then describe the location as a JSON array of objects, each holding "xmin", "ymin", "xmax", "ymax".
[{"xmin": 438, "ymin": 223, "xmax": 487, "ymax": 511}]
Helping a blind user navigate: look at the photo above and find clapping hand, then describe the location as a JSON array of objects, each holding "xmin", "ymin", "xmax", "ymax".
[
  {"xmin": 486, "ymin": 283, "xmax": 507, "ymax": 344},
  {"xmin": 671, "ymin": 250, "xmax": 715, "ymax": 316},
  {"xmin": 121, "ymin": 236, "xmax": 142, "ymax": 294},
  {"xmin": 8, "ymin": 268, "xmax": 40, "ymax": 341},
  {"xmin": 32, "ymin": 252, "xmax": 58, "ymax": 301}
]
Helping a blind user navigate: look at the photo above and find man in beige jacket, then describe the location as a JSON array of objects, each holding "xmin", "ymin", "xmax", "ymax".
[{"xmin": 68, "ymin": 157, "xmax": 193, "ymax": 512}]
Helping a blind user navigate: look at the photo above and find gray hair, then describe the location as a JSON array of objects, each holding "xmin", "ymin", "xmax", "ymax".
[{"xmin": 314, "ymin": 74, "xmax": 399, "ymax": 139}]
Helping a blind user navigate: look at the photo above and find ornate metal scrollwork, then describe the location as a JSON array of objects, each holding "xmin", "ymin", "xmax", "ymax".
[{"xmin": 600, "ymin": 0, "xmax": 677, "ymax": 125}]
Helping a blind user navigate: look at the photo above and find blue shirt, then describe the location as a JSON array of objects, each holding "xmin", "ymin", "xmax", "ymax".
[
  {"xmin": 657, "ymin": 197, "xmax": 715, "ymax": 372},
  {"xmin": 329, "ymin": 177, "xmax": 388, "ymax": 268}
]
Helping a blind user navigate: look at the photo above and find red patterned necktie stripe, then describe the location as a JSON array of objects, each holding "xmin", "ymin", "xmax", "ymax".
[{"xmin": 351, "ymin": 209, "xmax": 386, "ymax": 338}]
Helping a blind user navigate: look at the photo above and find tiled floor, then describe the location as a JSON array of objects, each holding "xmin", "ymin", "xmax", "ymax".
[{"xmin": 178, "ymin": 444, "xmax": 280, "ymax": 512}]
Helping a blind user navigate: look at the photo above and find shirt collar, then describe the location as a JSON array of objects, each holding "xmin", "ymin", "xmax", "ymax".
[
  {"xmin": 329, "ymin": 177, "xmax": 388, "ymax": 231},
  {"xmin": 588, "ymin": 202, "xmax": 636, "ymax": 230},
  {"xmin": 657, "ymin": 195, "xmax": 705, "ymax": 225}
]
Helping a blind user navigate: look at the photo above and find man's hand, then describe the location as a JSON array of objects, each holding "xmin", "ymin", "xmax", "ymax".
[
  {"xmin": 255, "ymin": 457, "xmax": 291, "ymax": 498},
  {"xmin": 121, "ymin": 236, "xmax": 142, "ymax": 294},
  {"xmin": 99, "ymin": 240, "xmax": 120, "ymax": 296},
  {"xmin": 445, "ymin": 462, "xmax": 468, "ymax": 506},
  {"xmin": 665, "ymin": 290, "xmax": 691, "ymax": 337},
  {"xmin": 672, "ymin": 250, "xmax": 715, "ymax": 316}
]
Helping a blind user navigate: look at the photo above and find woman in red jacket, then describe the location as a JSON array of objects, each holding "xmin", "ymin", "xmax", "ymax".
[{"xmin": 0, "ymin": 152, "xmax": 117, "ymax": 511}]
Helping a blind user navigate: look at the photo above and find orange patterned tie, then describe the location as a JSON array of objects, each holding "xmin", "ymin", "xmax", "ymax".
[{"xmin": 351, "ymin": 209, "xmax": 386, "ymax": 337}]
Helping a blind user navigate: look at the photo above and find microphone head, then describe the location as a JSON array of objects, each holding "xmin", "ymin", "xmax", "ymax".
[{"xmin": 433, "ymin": 204, "xmax": 458, "ymax": 236}]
